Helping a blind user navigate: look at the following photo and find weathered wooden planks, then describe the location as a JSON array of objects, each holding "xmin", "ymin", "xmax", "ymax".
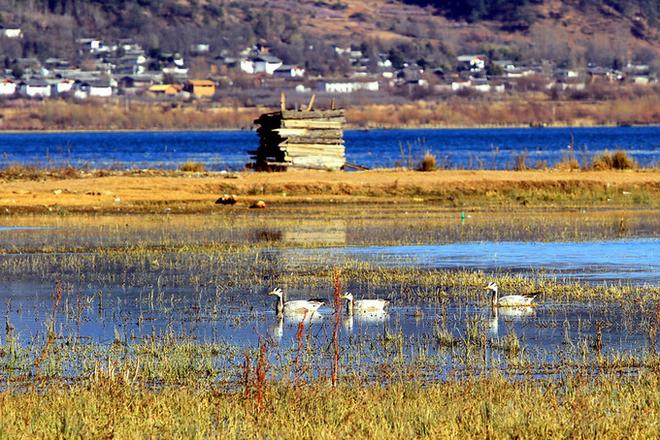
[
  {"xmin": 273, "ymin": 128, "xmax": 344, "ymax": 138},
  {"xmin": 282, "ymin": 137, "xmax": 344, "ymax": 145},
  {"xmin": 252, "ymin": 107, "xmax": 346, "ymax": 171},
  {"xmin": 281, "ymin": 110, "xmax": 345, "ymax": 119},
  {"xmin": 281, "ymin": 120, "xmax": 343, "ymax": 129}
]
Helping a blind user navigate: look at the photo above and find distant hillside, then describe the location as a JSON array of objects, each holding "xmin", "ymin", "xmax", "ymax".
[
  {"xmin": 404, "ymin": 0, "xmax": 657, "ymax": 25},
  {"xmin": 0, "ymin": 0, "xmax": 657, "ymax": 73}
]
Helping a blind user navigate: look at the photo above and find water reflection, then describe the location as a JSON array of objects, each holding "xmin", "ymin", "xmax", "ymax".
[
  {"xmin": 343, "ymin": 311, "xmax": 389, "ymax": 334},
  {"xmin": 499, "ymin": 306, "xmax": 536, "ymax": 318},
  {"xmin": 268, "ymin": 313, "xmax": 324, "ymax": 343},
  {"xmin": 487, "ymin": 307, "xmax": 536, "ymax": 337},
  {"xmin": 279, "ymin": 239, "xmax": 660, "ymax": 284},
  {"xmin": 269, "ymin": 318, "xmax": 283, "ymax": 342}
]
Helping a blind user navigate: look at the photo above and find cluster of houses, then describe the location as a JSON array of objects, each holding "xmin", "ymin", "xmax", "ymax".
[
  {"xmin": 0, "ymin": 36, "xmax": 216, "ymax": 100},
  {"xmin": 433, "ymin": 54, "xmax": 656, "ymax": 93},
  {"xmin": 0, "ymin": 31, "xmax": 656, "ymax": 102},
  {"xmin": 0, "ymin": 77, "xmax": 113, "ymax": 99}
]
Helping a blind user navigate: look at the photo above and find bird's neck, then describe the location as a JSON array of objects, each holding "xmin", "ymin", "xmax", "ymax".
[
  {"xmin": 491, "ymin": 290, "xmax": 498, "ymax": 306},
  {"xmin": 345, "ymin": 298, "xmax": 354, "ymax": 315},
  {"xmin": 276, "ymin": 295, "xmax": 284, "ymax": 316}
]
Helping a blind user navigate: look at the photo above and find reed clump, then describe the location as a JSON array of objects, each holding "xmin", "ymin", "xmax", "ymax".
[
  {"xmin": 417, "ymin": 152, "xmax": 437, "ymax": 172},
  {"xmin": 179, "ymin": 161, "xmax": 206, "ymax": 172},
  {"xmin": 554, "ymin": 158, "xmax": 580, "ymax": 171},
  {"xmin": 0, "ymin": 164, "xmax": 81, "ymax": 180},
  {"xmin": 591, "ymin": 150, "xmax": 637, "ymax": 170},
  {"xmin": 513, "ymin": 151, "xmax": 529, "ymax": 171}
]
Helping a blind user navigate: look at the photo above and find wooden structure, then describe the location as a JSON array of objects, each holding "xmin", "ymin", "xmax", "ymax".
[{"xmin": 251, "ymin": 95, "xmax": 345, "ymax": 171}]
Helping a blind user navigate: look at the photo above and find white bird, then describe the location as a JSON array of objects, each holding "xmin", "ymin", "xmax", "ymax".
[
  {"xmin": 486, "ymin": 282, "xmax": 538, "ymax": 307},
  {"xmin": 340, "ymin": 292, "xmax": 389, "ymax": 315},
  {"xmin": 268, "ymin": 287, "xmax": 324, "ymax": 318}
]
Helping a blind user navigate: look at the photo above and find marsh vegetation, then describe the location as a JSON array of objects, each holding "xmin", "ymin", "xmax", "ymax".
[{"xmin": 0, "ymin": 206, "xmax": 657, "ymax": 437}]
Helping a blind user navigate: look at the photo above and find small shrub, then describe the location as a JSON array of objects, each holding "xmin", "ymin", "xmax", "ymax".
[
  {"xmin": 533, "ymin": 160, "xmax": 548, "ymax": 170},
  {"xmin": 59, "ymin": 166, "xmax": 80, "ymax": 178},
  {"xmin": 417, "ymin": 152, "xmax": 437, "ymax": 171},
  {"xmin": 592, "ymin": 153, "xmax": 613, "ymax": 170},
  {"xmin": 513, "ymin": 151, "xmax": 529, "ymax": 171},
  {"xmin": 611, "ymin": 150, "xmax": 637, "ymax": 169},
  {"xmin": 592, "ymin": 150, "xmax": 636, "ymax": 170},
  {"xmin": 0, "ymin": 164, "xmax": 50, "ymax": 180},
  {"xmin": 555, "ymin": 158, "xmax": 580, "ymax": 171},
  {"xmin": 180, "ymin": 161, "xmax": 205, "ymax": 172}
]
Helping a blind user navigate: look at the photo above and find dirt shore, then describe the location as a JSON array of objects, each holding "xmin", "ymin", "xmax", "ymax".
[{"xmin": 1, "ymin": 169, "xmax": 659, "ymax": 214}]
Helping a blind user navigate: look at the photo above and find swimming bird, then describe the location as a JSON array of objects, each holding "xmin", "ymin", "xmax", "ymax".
[
  {"xmin": 340, "ymin": 292, "xmax": 389, "ymax": 315},
  {"xmin": 485, "ymin": 282, "xmax": 538, "ymax": 307},
  {"xmin": 268, "ymin": 287, "xmax": 324, "ymax": 318}
]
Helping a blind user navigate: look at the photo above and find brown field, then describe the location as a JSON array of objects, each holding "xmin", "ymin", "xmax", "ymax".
[
  {"xmin": 0, "ymin": 93, "xmax": 658, "ymax": 131},
  {"xmin": 1, "ymin": 169, "xmax": 658, "ymax": 214}
]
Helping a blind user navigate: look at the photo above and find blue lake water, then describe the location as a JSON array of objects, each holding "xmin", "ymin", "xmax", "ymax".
[
  {"xmin": 278, "ymin": 239, "xmax": 660, "ymax": 284},
  {"xmin": 0, "ymin": 126, "xmax": 658, "ymax": 170}
]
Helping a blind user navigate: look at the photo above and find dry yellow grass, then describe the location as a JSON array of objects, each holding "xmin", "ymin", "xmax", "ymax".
[
  {"xmin": 1, "ymin": 94, "xmax": 658, "ymax": 130},
  {"xmin": 0, "ymin": 373, "xmax": 658, "ymax": 439},
  {"xmin": 0, "ymin": 169, "xmax": 658, "ymax": 213}
]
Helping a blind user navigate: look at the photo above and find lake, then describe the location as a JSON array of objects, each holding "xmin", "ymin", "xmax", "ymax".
[
  {"xmin": 277, "ymin": 239, "xmax": 660, "ymax": 284},
  {"xmin": 0, "ymin": 126, "xmax": 658, "ymax": 170}
]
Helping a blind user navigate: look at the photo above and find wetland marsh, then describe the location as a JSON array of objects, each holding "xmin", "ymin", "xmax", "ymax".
[{"xmin": 0, "ymin": 178, "xmax": 658, "ymax": 438}]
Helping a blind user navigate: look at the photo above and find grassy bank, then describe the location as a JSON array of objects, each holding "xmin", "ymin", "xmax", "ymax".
[
  {"xmin": 1, "ymin": 169, "xmax": 659, "ymax": 213},
  {"xmin": 0, "ymin": 95, "xmax": 658, "ymax": 130},
  {"xmin": 0, "ymin": 373, "xmax": 657, "ymax": 439}
]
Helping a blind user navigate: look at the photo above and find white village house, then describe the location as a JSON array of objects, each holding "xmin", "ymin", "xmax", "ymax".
[
  {"xmin": 117, "ymin": 54, "xmax": 147, "ymax": 75},
  {"xmin": 450, "ymin": 78, "xmax": 471, "ymax": 91},
  {"xmin": 1, "ymin": 25, "xmax": 22, "ymax": 39},
  {"xmin": 77, "ymin": 38, "xmax": 103, "ymax": 53},
  {"xmin": 273, "ymin": 65, "xmax": 305, "ymax": 78},
  {"xmin": 88, "ymin": 80, "xmax": 113, "ymax": 97},
  {"xmin": 239, "ymin": 55, "xmax": 283, "ymax": 75},
  {"xmin": 0, "ymin": 79, "xmax": 17, "ymax": 96},
  {"xmin": 239, "ymin": 58, "xmax": 255, "ymax": 74},
  {"xmin": 73, "ymin": 80, "xmax": 113, "ymax": 99},
  {"xmin": 52, "ymin": 79, "xmax": 75, "ymax": 95},
  {"xmin": 253, "ymin": 56, "xmax": 283, "ymax": 75},
  {"xmin": 456, "ymin": 54, "xmax": 487, "ymax": 71},
  {"xmin": 21, "ymin": 79, "xmax": 51, "ymax": 98},
  {"xmin": 190, "ymin": 43, "xmax": 210, "ymax": 54},
  {"xmin": 319, "ymin": 80, "xmax": 379, "ymax": 93}
]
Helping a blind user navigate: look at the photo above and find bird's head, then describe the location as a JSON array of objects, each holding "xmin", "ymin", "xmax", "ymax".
[
  {"xmin": 340, "ymin": 292, "xmax": 354, "ymax": 301},
  {"xmin": 485, "ymin": 282, "xmax": 498, "ymax": 293},
  {"xmin": 268, "ymin": 287, "xmax": 283, "ymax": 298}
]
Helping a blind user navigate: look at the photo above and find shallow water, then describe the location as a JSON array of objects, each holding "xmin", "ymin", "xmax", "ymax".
[
  {"xmin": 0, "ymin": 279, "xmax": 655, "ymax": 381},
  {"xmin": 1, "ymin": 210, "xmax": 658, "ymax": 250},
  {"xmin": 0, "ymin": 126, "xmax": 658, "ymax": 170},
  {"xmin": 0, "ymin": 213, "xmax": 657, "ymax": 379},
  {"xmin": 276, "ymin": 239, "xmax": 660, "ymax": 284}
]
